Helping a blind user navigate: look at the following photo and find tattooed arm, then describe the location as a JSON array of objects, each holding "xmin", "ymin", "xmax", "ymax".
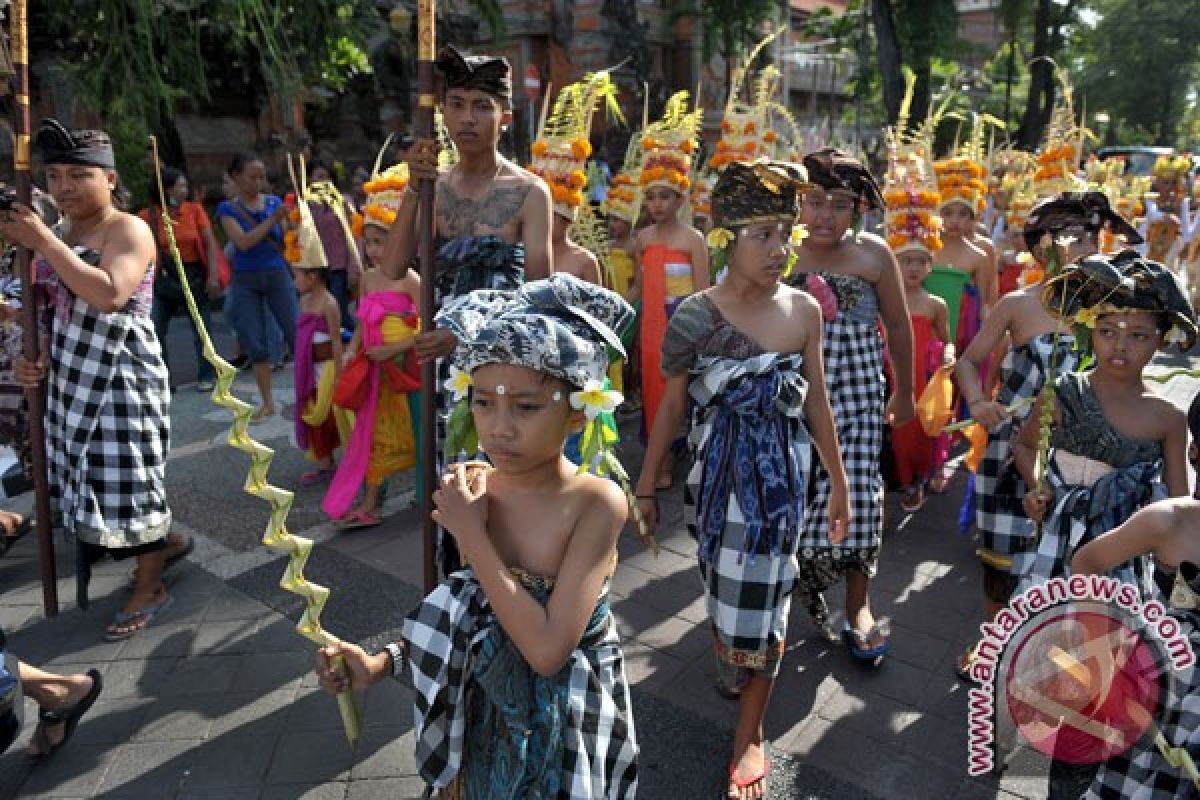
[{"xmin": 521, "ymin": 179, "xmax": 553, "ymax": 279}]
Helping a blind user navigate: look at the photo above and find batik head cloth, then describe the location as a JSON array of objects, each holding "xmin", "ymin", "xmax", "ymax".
[
  {"xmin": 436, "ymin": 45, "xmax": 513, "ymax": 102},
  {"xmin": 1042, "ymin": 249, "xmax": 1197, "ymax": 351},
  {"xmin": 712, "ymin": 160, "xmax": 807, "ymax": 230},
  {"xmin": 803, "ymin": 148, "xmax": 884, "ymax": 211},
  {"xmin": 436, "ymin": 273, "xmax": 635, "ymax": 389},
  {"xmin": 35, "ymin": 119, "xmax": 115, "ymax": 170},
  {"xmin": 1023, "ymin": 191, "xmax": 1143, "ymax": 252}
]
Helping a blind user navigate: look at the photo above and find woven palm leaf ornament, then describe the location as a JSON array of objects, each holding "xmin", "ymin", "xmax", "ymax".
[
  {"xmin": 530, "ymin": 67, "xmax": 625, "ymax": 221},
  {"xmin": 148, "ymin": 138, "xmax": 361, "ymax": 745}
]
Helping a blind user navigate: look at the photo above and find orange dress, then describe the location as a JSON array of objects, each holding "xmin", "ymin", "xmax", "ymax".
[
  {"xmin": 639, "ymin": 243, "xmax": 694, "ymax": 437},
  {"xmin": 891, "ymin": 314, "xmax": 949, "ymax": 486}
]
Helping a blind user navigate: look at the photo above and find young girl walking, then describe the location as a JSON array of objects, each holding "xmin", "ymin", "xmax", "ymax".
[
  {"xmin": 288, "ymin": 193, "xmax": 346, "ymax": 487},
  {"xmin": 1012, "ymin": 251, "xmax": 1195, "ymax": 800},
  {"xmin": 953, "ymin": 192, "xmax": 1137, "ymax": 680},
  {"xmin": 1014, "ymin": 250, "xmax": 1194, "ymax": 590},
  {"xmin": 626, "ymin": 92, "xmax": 709, "ymax": 488},
  {"xmin": 637, "ymin": 161, "xmax": 849, "ymax": 800},
  {"xmin": 322, "ymin": 164, "xmax": 421, "ymax": 527},
  {"xmin": 315, "ymin": 273, "xmax": 640, "ymax": 798},
  {"xmin": 786, "ymin": 148, "xmax": 914, "ymax": 662}
]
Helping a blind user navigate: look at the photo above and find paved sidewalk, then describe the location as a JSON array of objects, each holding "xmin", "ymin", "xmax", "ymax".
[{"xmin": 8, "ymin": 330, "xmax": 1195, "ymax": 798}]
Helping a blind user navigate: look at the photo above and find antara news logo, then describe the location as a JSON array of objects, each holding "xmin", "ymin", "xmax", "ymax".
[{"xmin": 966, "ymin": 573, "xmax": 1195, "ymax": 777}]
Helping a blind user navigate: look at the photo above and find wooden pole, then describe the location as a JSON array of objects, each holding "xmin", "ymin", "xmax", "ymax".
[
  {"xmin": 416, "ymin": 0, "xmax": 438, "ymax": 594},
  {"xmin": 11, "ymin": 0, "xmax": 57, "ymax": 616}
]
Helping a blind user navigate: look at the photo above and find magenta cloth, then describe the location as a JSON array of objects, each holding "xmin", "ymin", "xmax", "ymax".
[
  {"xmin": 293, "ymin": 312, "xmax": 329, "ymax": 452},
  {"xmin": 322, "ymin": 290, "xmax": 418, "ymax": 518}
]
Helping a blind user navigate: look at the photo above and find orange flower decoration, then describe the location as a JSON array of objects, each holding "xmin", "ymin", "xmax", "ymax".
[{"xmin": 570, "ymin": 138, "xmax": 592, "ymax": 160}]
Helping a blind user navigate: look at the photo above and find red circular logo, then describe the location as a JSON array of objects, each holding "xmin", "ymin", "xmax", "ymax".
[{"xmin": 1005, "ymin": 608, "xmax": 1162, "ymax": 764}]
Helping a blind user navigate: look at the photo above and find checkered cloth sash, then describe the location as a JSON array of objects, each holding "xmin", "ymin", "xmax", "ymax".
[
  {"xmin": 1087, "ymin": 618, "xmax": 1200, "ymax": 799},
  {"xmin": 681, "ymin": 354, "xmax": 812, "ymax": 669},
  {"xmin": 45, "ymin": 287, "xmax": 171, "ymax": 547},
  {"xmin": 798, "ymin": 315, "xmax": 883, "ymax": 563},
  {"xmin": 974, "ymin": 333, "xmax": 1080, "ymax": 558},
  {"xmin": 402, "ymin": 571, "xmax": 638, "ymax": 798},
  {"xmin": 1012, "ymin": 455, "xmax": 1164, "ymax": 595}
]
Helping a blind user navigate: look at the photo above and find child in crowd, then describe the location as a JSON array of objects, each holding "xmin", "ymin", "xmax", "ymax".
[
  {"xmin": 322, "ymin": 164, "xmax": 421, "ymax": 528},
  {"xmin": 1015, "ymin": 250, "xmax": 1193, "ymax": 590},
  {"xmin": 882, "ymin": 141, "xmax": 952, "ymax": 512},
  {"xmin": 786, "ymin": 148, "xmax": 913, "ymax": 663},
  {"xmin": 626, "ymin": 92, "xmax": 709, "ymax": 489},
  {"xmin": 288, "ymin": 165, "xmax": 346, "ymax": 487},
  {"xmin": 637, "ymin": 161, "xmax": 848, "ymax": 800},
  {"xmin": 315, "ymin": 273, "xmax": 639, "ymax": 798},
  {"xmin": 293, "ymin": 262, "xmax": 345, "ymax": 487},
  {"xmin": 954, "ymin": 192, "xmax": 1135, "ymax": 680},
  {"xmin": 1011, "ymin": 252, "xmax": 1194, "ymax": 800},
  {"xmin": 1070, "ymin": 392, "xmax": 1200, "ymax": 799},
  {"xmin": 894, "ymin": 250, "xmax": 953, "ymax": 511}
]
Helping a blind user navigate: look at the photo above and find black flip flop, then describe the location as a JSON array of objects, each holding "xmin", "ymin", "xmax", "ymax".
[{"xmin": 30, "ymin": 669, "xmax": 103, "ymax": 759}]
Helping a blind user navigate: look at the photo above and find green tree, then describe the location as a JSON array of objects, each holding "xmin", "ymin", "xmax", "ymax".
[
  {"xmin": 865, "ymin": 0, "xmax": 962, "ymax": 126},
  {"xmin": 1014, "ymin": 0, "xmax": 1080, "ymax": 149},
  {"xmin": 34, "ymin": 0, "xmax": 380, "ymax": 201},
  {"xmin": 1074, "ymin": 0, "xmax": 1200, "ymax": 146},
  {"xmin": 675, "ymin": 0, "xmax": 781, "ymax": 87}
]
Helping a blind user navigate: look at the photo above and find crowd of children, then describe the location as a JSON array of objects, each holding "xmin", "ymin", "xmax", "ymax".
[{"xmin": 298, "ymin": 45, "xmax": 1200, "ymax": 800}]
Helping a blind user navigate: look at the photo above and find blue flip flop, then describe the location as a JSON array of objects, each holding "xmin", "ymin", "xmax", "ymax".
[
  {"xmin": 842, "ymin": 620, "xmax": 891, "ymax": 667},
  {"xmin": 104, "ymin": 594, "xmax": 174, "ymax": 641}
]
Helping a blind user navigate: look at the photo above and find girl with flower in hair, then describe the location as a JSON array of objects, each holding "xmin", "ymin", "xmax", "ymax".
[
  {"xmin": 637, "ymin": 160, "xmax": 848, "ymax": 800},
  {"xmin": 315, "ymin": 273, "xmax": 640, "ymax": 799}
]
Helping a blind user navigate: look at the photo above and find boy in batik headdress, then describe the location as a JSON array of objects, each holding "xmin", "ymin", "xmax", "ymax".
[
  {"xmin": 380, "ymin": 45, "xmax": 553, "ymax": 572},
  {"xmin": 954, "ymin": 191, "xmax": 1141, "ymax": 680},
  {"xmin": 316, "ymin": 274, "xmax": 640, "ymax": 799},
  {"xmin": 637, "ymin": 160, "xmax": 848, "ymax": 800}
]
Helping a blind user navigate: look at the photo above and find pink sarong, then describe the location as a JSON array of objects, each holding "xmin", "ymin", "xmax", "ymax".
[{"xmin": 322, "ymin": 291, "xmax": 419, "ymax": 518}]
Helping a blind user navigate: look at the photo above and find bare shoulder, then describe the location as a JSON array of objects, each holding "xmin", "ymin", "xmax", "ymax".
[
  {"xmin": 570, "ymin": 472, "xmax": 628, "ymax": 531},
  {"xmin": 114, "ymin": 211, "xmax": 153, "ymax": 240},
  {"xmin": 855, "ymin": 230, "xmax": 891, "ymax": 256},
  {"xmin": 681, "ymin": 225, "xmax": 706, "ymax": 247},
  {"xmin": 1146, "ymin": 393, "xmax": 1186, "ymax": 430},
  {"xmin": 854, "ymin": 230, "xmax": 894, "ymax": 277},
  {"xmin": 781, "ymin": 283, "xmax": 821, "ymax": 319},
  {"xmin": 501, "ymin": 161, "xmax": 548, "ymax": 200}
]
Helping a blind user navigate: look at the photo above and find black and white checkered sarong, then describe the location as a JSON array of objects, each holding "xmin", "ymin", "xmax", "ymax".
[
  {"xmin": 1012, "ymin": 455, "xmax": 1163, "ymax": 595},
  {"xmin": 798, "ymin": 314, "xmax": 884, "ymax": 572},
  {"xmin": 402, "ymin": 571, "xmax": 638, "ymax": 798},
  {"xmin": 1086, "ymin": 620, "xmax": 1200, "ymax": 799},
  {"xmin": 681, "ymin": 354, "xmax": 812, "ymax": 674},
  {"xmin": 44, "ymin": 273, "xmax": 171, "ymax": 549},
  {"xmin": 975, "ymin": 333, "xmax": 1079, "ymax": 559}
]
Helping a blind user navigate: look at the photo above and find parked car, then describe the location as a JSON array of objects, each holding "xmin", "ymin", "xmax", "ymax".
[{"xmin": 1095, "ymin": 145, "xmax": 1186, "ymax": 177}]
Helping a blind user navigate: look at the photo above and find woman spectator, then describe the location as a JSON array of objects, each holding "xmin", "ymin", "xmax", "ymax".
[
  {"xmin": 0, "ymin": 119, "xmax": 189, "ymax": 638},
  {"xmin": 139, "ymin": 166, "xmax": 220, "ymax": 392},
  {"xmin": 307, "ymin": 160, "xmax": 360, "ymax": 330},
  {"xmin": 215, "ymin": 152, "xmax": 296, "ymax": 420}
]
